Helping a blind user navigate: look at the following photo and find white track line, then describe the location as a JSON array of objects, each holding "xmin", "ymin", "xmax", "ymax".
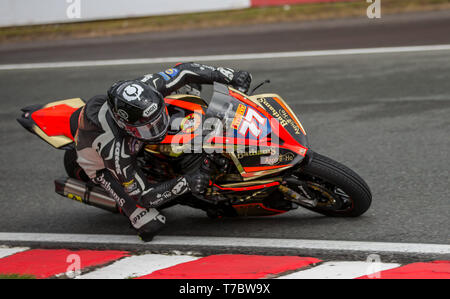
[
  {"xmin": 77, "ymin": 253, "xmax": 199, "ymax": 279},
  {"xmin": 0, "ymin": 246, "xmax": 29, "ymax": 258},
  {"xmin": 0, "ymin": 233, "xmax": 449, "ymax": 255},
  {"xmin": 1, "ymin": 44, "xmax": 450, "ymax": 71},
  {"xmin": 279, "ymin": 261, "xmax": 400, "ymax": 279}
]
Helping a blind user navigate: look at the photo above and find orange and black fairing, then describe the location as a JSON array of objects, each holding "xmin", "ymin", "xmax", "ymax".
[
  {"xmin": 17, "ymin": 98, "xmax": 85, "ymax": 149},
  {"xmin": 197, "ymin": 84, "xmax": 309, "ymax": 180},
  {"xmin": 158, "ymin": 94, "xmax": 207, "ymax": 146},
  {"xmin": 229, "ymin": 90, "xmax": 309, "ymax": 173}
]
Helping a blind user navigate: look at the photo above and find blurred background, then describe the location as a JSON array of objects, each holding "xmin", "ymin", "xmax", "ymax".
[{"xmin": 0, "ymin": 0, "xmax": 449, "ymax": 244}]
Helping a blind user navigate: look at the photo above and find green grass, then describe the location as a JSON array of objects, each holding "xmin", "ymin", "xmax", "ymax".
[
  {"xmin": 0, "ymin": 0, "xmax": 449, "ymax": 43},
  {"xmin": 0, "ymin": 274, "xmax": 36, "ymax": 279}
]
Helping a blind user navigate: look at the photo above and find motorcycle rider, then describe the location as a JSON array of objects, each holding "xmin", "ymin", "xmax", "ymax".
[{"xmin": 74, "ymin": 62, "xmax": 252, "ymax": 241}]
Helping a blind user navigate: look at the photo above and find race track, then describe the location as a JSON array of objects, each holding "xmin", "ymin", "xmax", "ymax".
[{"xmin": 0, "ymin": 11, "xmax": 449, "ymax": 248}]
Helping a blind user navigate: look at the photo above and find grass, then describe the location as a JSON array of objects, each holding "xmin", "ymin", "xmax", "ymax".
[
  {"xmin": 0, "ymin": 274, "xmax": 36, "ymax": 279},
  {"xmin": 0, "ymin": 0, "xmax": 449, "ymax": 43}
]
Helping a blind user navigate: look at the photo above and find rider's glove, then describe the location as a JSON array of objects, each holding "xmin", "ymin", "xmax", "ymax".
[
  {"xmin": 231, "ymin": 71, "xmax": 252, "ymax": 94},
  {"xmin": 185, "ymin": 156, "xmax": 213, "ymax": 195},
  {"xmin": 184, "ymin": 171, "xmax": 211, "ymax": 195}
]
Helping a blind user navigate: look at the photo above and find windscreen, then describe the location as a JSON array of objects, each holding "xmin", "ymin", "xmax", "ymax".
[{"xmin": 206, "ymin": 83, "xmax": 240, "ymax": 124}]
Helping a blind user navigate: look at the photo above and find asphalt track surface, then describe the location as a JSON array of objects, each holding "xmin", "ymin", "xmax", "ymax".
[{"xmin": 0, "ymin": 11, "xmax": 449, "ymax": 246}]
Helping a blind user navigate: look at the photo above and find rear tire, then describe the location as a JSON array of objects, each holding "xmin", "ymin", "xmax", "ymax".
[{"xmin": 294, "ymin": 151, "xmax": 372, "ymax": 217}]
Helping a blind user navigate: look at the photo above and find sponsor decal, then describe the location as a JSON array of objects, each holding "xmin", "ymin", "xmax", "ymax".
[
  {"xmin": 238, "ymin": 107, "xmax": 266, "ymax": 138},
  {"xmin": 130, "ymin": 208, "xmax": 164, "ymax": 229},
  {"xmin": 114, "ymin": 141, "xmax": 122, "ymax": 175},
  {"xmin": 143, "ymin": 103, "xmax": 158, "ymax": 118},
  {"xmin": 130, "ymin": 208, "xmax": 154, "ymax": 229},
  {"xmin": 67, "ymin": 193, "xmax": 82, "ymax": 203},
  {"xmin": 261, "ymin": 152, "xmax": 295, "ymax": 166},
  {"xmin": 151, "ymin": 191, "xmax": 172, "ymax": 207},
  {"xmin": 172, "ymin": 177, "xmax": 188, "ymax": 195},
  {"xmin": 180, "ymin": 113, "xmax": 201, "ymax": 133},
  {"xmin": 236, "ymin": 148, "xmax": 274, "ymax": 160},
  {"xmin": 192, "ymin": 63, "xmax": 216, "ymax": 71},
  {"xmin": 131, "ymin": 209, "xmax": 148, "ymax": 227},
  {"xmin": 123, "ymin": 179, "xmax": 138, "ymax": 194},
  {"xmin": 256, "ymin": 97, "xmax": 303, "ymax": 135},
  {"xmin": 149, "ymin": 178, "xmax": 188, "ymax": 207},
  {"xmin": 164, "ymin": 68, "xmax": 179, "ymax": 78},
  {"xmin": 122, "ymin": 84, "xmax": 144, "ymax": 102},
  {"xmin": 158, "ymin": 72, "xmax": 171, "ymax": 81},
  {"xmin": 117, "ymin": 109, "xmax": 129, "ymax": 120},
  {"xmin": 231, "ymin": 104, "xmax": 247, "ymax": 130},
  {"xmin": 278, "ymin": 108, "xmax": 303, "ymax": 136},
  {"xmin": 95, "ymin": 173, "xmax": 126, "ymax": 207}
]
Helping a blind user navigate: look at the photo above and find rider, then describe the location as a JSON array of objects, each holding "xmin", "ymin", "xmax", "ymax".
[{"xmin": 74, "ymin": 62, "xmax": 252, "ymax": 241}]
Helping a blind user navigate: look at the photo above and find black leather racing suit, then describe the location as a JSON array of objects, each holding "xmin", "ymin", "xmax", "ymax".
[{"xmin": 74, "ymin": 63, "xmax": 251, "ymax": 239}]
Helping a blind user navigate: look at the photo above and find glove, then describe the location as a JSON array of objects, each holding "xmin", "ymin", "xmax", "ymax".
[
  {"xmin": 184, "ymin": 157, "xmax": 212, "ymax": 196},
  {"xmin": 184, "ymin": 171, "xmax": 211, "ymax": 195},
  {"xmin": 231, "ymin": 71, "xmax": 252, "ymax": 94},
  {"xmin": 129, "ymin": 207, "xmax": 166, "ymax": 242}
]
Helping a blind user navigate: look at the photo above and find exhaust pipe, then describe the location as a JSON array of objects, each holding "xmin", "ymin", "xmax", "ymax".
[{"xmin": 55, "ymin": 177, "xmax": 118, "ymax": 213}]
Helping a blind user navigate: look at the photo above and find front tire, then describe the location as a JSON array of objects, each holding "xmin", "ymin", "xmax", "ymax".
[{"xmin": 292, "ymin": 151, "xmax": 372, "ymax": 217}]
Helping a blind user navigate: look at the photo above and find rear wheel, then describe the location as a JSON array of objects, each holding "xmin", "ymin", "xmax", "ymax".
[{"xmin": 290, "ymin": 151, "xmax": 372, "ymax": 217}]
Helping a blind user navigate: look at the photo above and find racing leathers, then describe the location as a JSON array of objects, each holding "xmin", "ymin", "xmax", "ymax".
[{"xmin": 74, "ymin": 63, "xmax": 252, "ymax": 241}]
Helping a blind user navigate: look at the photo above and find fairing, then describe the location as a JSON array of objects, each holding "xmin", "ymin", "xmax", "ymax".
[
  {"xmin": 203, "ymin": 83, "xmax": 309, "ymax": 179},
  {"xmin": 17, "ymin": 98, "xmax": 85, "ymax": 149}
]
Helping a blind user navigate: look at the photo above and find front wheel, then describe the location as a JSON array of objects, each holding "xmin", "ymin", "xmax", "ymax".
[{"xmin": 290, "ymin": 151, "xmax": 372, "ymax": 217}]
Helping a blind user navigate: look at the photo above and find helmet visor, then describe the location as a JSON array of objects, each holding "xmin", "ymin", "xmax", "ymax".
[{"xmin": 121, "ymin": 110, "xmax": 169, "ymax": 142}]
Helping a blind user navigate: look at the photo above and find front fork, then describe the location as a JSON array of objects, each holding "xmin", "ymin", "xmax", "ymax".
[
  {"xmin": 275, "ymin": 149, "xmax": 318, "ymax": 208},
  {"xmin": 278, "ymin": 179, "xmax": 318, "ymax": 208}
]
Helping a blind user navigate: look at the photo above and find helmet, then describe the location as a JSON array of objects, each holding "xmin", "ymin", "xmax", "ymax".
[{"xmin": 107, "ymin": 80, "xmax": 169, "ymax": 143}]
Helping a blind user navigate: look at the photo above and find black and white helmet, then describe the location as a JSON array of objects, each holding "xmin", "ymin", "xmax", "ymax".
[{"xmin": 107, "ymin": 80, "xmax": 169, "ymax": 143}]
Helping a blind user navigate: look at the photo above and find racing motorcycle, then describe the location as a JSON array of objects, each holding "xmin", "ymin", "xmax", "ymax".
[{"xmin": 17, "ymin": 82, "xmax": 372, "ymax": 219}]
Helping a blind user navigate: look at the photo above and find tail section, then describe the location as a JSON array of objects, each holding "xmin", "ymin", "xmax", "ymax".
[{"xmin": 17, "ymin": 98, "xmax": 85, "ymax": 149}]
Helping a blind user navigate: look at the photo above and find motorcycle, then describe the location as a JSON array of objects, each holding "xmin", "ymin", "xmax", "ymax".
[{"xmin": 17, "ymin": 82, "xmax": 372, "ymax": 219}]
